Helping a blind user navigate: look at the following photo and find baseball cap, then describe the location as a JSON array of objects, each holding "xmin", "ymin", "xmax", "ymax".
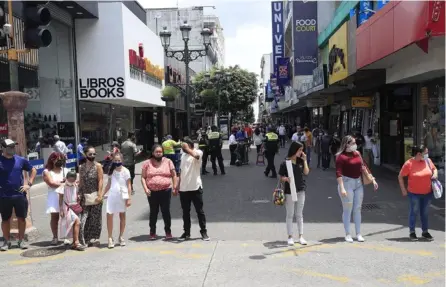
[{"xmin": 1, "ymin": 139, "xmax": 18, "ymax": 148}]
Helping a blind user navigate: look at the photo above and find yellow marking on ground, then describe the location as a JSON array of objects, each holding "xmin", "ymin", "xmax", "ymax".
[
  {"xmin": 191, "ymin": 244, "xmax": 202, "ymax": 248},
  {"xmin": 241, "ymin": 243, "xmax": 249, "ymax": 247},
  {"xmin": 275, "ymin": 244, "xmax": 334, "ymax": 258},
  {"xmin": 293, "ymin": 269, "xmax": 349, "ymax": 283},
  {"xmin": 0, "ymin": 249, "xmax": 23, "ymax": 255},
  {"xmin": 159, "ymin": 250, "xmax": 177, "ymax": 255},
  {"xmin": 127, "ymin": 246, "xmax": 207, "ymax": 259},
  {"xmin": 180, "ymin": 253, "xmax": 206, "ymax": 259},
  {"xmin": 350, "ymin": 244, "xmax": 435, "ymax": 257},
  {"xmin": 377, "ymin": 278, "xmax": 392, "ymax": 284},
  {"xmin": 397, "ymin": 274, "xmax": 431, "ymax": 285},
  {"xmin": 441, "ymin": 244, "xmax": 446, "ymax": 248}
]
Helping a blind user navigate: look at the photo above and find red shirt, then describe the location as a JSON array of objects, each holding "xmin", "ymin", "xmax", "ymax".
[
  {"xmin": 336, "ymin": 152, "xmax": 362, "ymax": 179},
  {"xmin": 245, "ymin": 127, "xmax": 253, "ymax": 137},
  {"xmin": 400, "ymin": 158, "xmax": 436, "ymax": 194},
  {"xmin": 142, "ymin": 158, "xmax": 175, "ymax": 191}
]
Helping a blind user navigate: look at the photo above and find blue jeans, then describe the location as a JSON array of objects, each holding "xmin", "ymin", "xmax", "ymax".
[
  {"xmin": 306, "ymin": 146, "xmax": 312, "ymax": 165},
  {"xmin": 164, "ymin": 154, "xmax": 179, "ymax": 173},
  {"xmin": 408, "ymin": 192, "xmax": 432, "ymax": 233},
  {"xmin": 338, "ymin": 176, "xmax": 364, "ymax": 235}
]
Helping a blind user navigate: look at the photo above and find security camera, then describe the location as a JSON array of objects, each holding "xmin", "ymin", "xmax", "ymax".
[{"xmin": 2, "ymin": 24, "xmax": 12, "ymax": 36}]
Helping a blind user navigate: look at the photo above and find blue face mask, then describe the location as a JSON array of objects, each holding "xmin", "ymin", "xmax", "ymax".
[{"xmin": 112, "ymin": 162, "xmax": 123, "ymax": 167}]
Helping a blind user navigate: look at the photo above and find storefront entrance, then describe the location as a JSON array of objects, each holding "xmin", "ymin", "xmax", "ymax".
[{"xmin": 380, "ymin": 86, "xmax": 413, "ymax": 170}]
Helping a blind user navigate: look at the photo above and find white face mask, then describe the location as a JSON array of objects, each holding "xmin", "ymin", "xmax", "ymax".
[
  {"xmin": 423, "ymin": 154, "xmax": 429, "ymax": 160},
  {"xmin": 347, "ymin": 144, "xmax": 357, "ymax": 152}
]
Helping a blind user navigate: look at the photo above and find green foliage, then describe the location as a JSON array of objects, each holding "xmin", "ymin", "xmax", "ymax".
[
  {"xmin": 192, "ymin": 65, "xmax": 258, "ymax": 115},
  {"xmin": 232, "ymin": 105, "xmax": 255, "ymax": 123},
  {"xmin": 161, "ymin": 85, "xmax": 180, "ymax": 98}
]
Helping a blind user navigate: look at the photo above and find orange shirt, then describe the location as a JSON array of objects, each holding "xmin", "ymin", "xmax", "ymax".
[
  {"xmin": 400, "ymin": 158, "xmax": 436, "ymax": 194},
  {"xmin": 305, "ymin": 131, "xmax": 313, "ymax": 147},
  {"xmin": 245, "ymin": 127, "xmax": 253, "ymax": 137}
]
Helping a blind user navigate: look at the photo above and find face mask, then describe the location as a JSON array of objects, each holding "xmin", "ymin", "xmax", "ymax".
[
  {"xmin": 347, "ymin": 144, "xmax": 357, "ymax": 152},
  {"xmin": 112, "ymin": 162, "xmax": 123, "ymax": 167},
  {"xmin": 65, "ymin": 181, "xmax": 74, "ymax": 186},
  {"xmin": 86, "ymin": 156, "xmax": 95, "ymax": 162},
  {"xmin": 153, "ymin": 156, "xmax": 163, "ymax": 162},
  {"xmin": 4, "ymin": 148, "xmax": 15, "ymax": 156},
  {"xmin": 423, "ymin": 154, "xmax": 429, "ymax": 160},
  {"xmin": 55, "ymin": 161, "xmax": 64, "ymax": 167}
]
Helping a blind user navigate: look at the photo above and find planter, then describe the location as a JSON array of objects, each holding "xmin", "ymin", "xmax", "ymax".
[{"xmin": 161, "ymin": 96, "xmax": 176, "ymax": 102}]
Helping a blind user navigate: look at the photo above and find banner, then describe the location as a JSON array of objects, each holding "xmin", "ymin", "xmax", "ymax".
[
  {"xmin": 277, "ymin": 57, "xmax": 290, "ymax": 86},
  {"xmin": 358, "ymin": 0, "xmax": 373, "ymax": 26},
  {"xmin": 293, "ymin": 1, "xmax": 318, "ymax": 76},
  {"xmin": 271, "ymin": 2, "xmax": 284, "ymax": 78}
]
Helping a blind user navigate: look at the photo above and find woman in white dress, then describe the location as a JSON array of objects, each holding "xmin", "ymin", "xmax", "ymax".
[
  {"xmin": 103, "ymin": 153, "xmax": 132, "ymax": 249},
  {"xmin": 43, "ymin": 152, "xmax": 70, "ymax": 245}
]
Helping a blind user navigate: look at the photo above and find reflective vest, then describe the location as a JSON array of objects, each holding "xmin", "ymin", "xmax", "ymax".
[
  {"xmin": 198, "ymin": 136, "xmax": 207, "ymax": 148},
  {"xmin": 266, "ymin": 132, "xmax": 278, "ymax": 141},
  {"xmin": 162, "ymin": 139, "xmax": 179, "ymax": 155},
  {"xmin": 208, "ymin": 132, "xmax": 221, "ymax": 148},
  {"xmin": 265, "ymin": 132, "xmax": 279, "ymax": 153}
]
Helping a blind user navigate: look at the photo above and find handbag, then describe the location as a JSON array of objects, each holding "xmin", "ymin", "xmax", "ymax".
[
  {"xmin": 114, "ymin": 172, "xmax": 129, "ymax": 200},
  {"xmin": 358, "ymin": 152, "xmax": 374, "ymax": 185},
  {"xmin": 425, "ymin": 159, "xmax": 443, "ymax": 199},
  {"xmin": 84, "ymin": 192, "xmax": 99, "ymax": 206},
  {"xmin": 273, "ymin": 179, "xmax": 285, "ymax": 206},
  {"xmin": 64, "ymin": 185, "xmax": 83, "ymax": 215}
]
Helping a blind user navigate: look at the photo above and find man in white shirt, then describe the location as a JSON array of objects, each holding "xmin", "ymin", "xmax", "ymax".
[
  {"xmin": 176, "ymin": 137, "xmax": 209, "ymax": 241},
  {"xmin": 278, "ymin": 124, "xmax": 286, "ymax": 148},
  {"xmin": 228, "ymin": 130, "xmax": 238, "ymax": 165},
  {"xmin": 53, "ymin": 135, "xmax": 68, "ymax": 155},
  {"xmin": 291, "ymin": 126, "xmax": 302, "ymax": 142}
]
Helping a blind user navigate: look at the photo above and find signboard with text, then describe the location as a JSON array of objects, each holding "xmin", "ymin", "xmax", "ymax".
[{"xmin": 271, "ymin": 2, "xmax": 284, "ymax": 79}]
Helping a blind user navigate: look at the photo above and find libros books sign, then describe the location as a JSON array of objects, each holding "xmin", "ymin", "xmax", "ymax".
[{"xmin": 129, "ymin": 44, "xmax": 164, "ymax": 88}]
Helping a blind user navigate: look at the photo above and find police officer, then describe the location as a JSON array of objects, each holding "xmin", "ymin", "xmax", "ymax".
[
  {"xmin": 263, "ymin": 126, "xmax": 279, "ymax": 178},
  {"xmin": 198, "ymin": 131, "xmax": 210, "ymax": 175},
  {"xmin": 207, "ymin": 126, "xmax": 225, "ymax": 175}
]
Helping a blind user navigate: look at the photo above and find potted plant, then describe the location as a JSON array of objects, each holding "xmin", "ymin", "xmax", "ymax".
[{"xmin": 161, "ymin": 86, "xmax": 180, "ymax": 102}]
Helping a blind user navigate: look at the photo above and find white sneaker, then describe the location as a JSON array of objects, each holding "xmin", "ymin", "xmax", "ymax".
[
  {"xmin": 298, "ymin": 237, "xmax": 307, "ymax": 245},
  {"xmin": 287, "ymin": 238, "xmax": 295, "ymax": 246},
  {"xmin": 356, "ymin": 235, "xmax": 365, "ymax": 242},
  {"xmin": 108, "ymin": 238, "xmax": 115, "ymax": 249},
  {"xmin": 345, "ymin": 235, "xmax": 354, "ymax": 243},
  {"xmin": 63, "ymin": 239, "xmax": 72, "ymax": 245}
]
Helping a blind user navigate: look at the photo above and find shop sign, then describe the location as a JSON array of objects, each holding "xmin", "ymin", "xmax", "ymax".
[
  {"xmin": 328, "ymin": 23, "xmax": 348, "ymax": 85},
  {"xmin": 293, "ymin": 0, "xmax": 318, "ymax": 76},
  {"xmin": 78, "ymin": 77, "xmax": 125, "ymax": 99},
  {"xmin": 29, "ymin": 159, "xmax": 45, "ymax": 176},
  {"xmin": 296, "ymin": 64, "xmax": 326, "ymax": 99},
  {"xmin": 271, "ymin": 2, "xmax": 284, "ymax": 80},
  {"xmin": 129, "ymin": 44, "xmax": 164, "ymax": 88},
  {"xmin": 351, "ymin": 96, "xmax": 373, "ymax": 108}
]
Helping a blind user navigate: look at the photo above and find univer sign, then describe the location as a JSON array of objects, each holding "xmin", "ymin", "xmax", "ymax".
[{"xmin": 79, "ymin": 77, "xmax": 125, "ymax": 98}]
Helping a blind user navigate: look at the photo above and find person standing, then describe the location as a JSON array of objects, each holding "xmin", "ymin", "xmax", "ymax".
[
  {"xmin": 278, "ymin": 141, "xmax": 309, "ymax": 246},
  {"xmin": 175, "ymin": 137, "xmax": 209, "ymax": 241},
  {"xmin": 320, "ymin": 131, "xmax": 333, "ymax": 170},
  {"xmin": 162, "ymin": 135, "xmax": 181, "ymax": 173},
  {"xmin": 252, "ymin": 128, "xmax": 264, "ymax": 154},
  {"xmin": 398, "ymin": 145, "xmax": 437, "ymax": 241},
  {"xmin": 336, "ymin": 136, "xmax": 378, "ymax": 243},
  {"xmin": 198, "ymin": 132, "xmax": 210, "ymax": 175},
  {"xmin": 263, "ymin": 127, "xmax": 279, "ymax": 178},
  {"xmin": 76, "ymin": 138, "xmax": 88, "ymax": 173},
  {"xmin": 207, "ymin": 126, "xmax": 225, "ymax": 175},
  {"xmin": 120, "ymin": 132, "xmax": 141, "ymax": 195},
  {"xmin": 363, "ymin": 129, "xmax": 374, "ymax": 166},
  {"xmin": 278, "ymin": 124, "xmax": 286, "ymax": 148},
  {"xmin": 228, "ymin": 129, "xmax": 238, "ymax": 165},
  {"xmin": 0, "ymin": 139, "xmax": 37, "ymax": 251},
  {"xmin": 53, "ymin": 135, "xmax": 69, "ymax": 155},
  {"xmin": 303, "ymin": 127, "xmax": 313, "ymax": 165}
]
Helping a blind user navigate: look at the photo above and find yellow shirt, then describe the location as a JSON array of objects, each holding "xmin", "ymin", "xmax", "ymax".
[{"xmin": 162, "ymin": 139, "xmax": 180, "ymax": 155}]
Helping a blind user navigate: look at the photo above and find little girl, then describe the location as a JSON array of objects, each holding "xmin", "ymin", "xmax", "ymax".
[
  {"xmin": 104, "ymin": 153, "xmax": 132, "ymax": 249},
  {"xmin": 58, "ymin": 171, "xmax": 85, "ymax": 251}
]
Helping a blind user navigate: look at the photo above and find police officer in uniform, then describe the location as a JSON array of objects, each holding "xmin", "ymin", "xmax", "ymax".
[
  {"xmin": 207, "ymin": 126, "xmax": 226, "ymax": 175},
  {"xmin": 198, "ymin": 131, "xmax": 210, "ymax": 175},
  {"xmin": 263, "ymin": 126, "xmax": 279, "ymax": 178}
]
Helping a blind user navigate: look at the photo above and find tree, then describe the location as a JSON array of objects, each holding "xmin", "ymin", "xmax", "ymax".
[
  {"xmin": 192, "ymin": 65, "xmax": 258, "ymax": 116},
  {"xmin": 232, "ymin": 105, "xmax": 255, "ymax": 123}
]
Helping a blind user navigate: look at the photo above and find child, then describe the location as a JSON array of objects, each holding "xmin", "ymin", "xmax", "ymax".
[
  {"xmin": 58, "ymin": 170, "xmax": 85, "ymax": 251},
  {"xmin": 104, "ymin": 153, "xmax": 132, "ymax": 249}
]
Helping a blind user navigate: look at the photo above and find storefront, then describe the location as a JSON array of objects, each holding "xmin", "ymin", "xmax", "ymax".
[{"xmin": 75, "ymin": 2, "xmax": 165, "ymax": 157}]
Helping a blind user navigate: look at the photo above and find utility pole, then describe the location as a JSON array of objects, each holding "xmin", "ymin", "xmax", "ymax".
[{"xmin": 7, "ymin": 0, "xmax": 18, "ymax": 91}]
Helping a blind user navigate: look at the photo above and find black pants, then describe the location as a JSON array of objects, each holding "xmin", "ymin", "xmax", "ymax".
[
  {"xmin": 279, "ymin": 135, "xmax": 286, "ymax": 147},
  {"xmin": 210, "ymin": 149, "xmax": 225, "ymax": 173},
  {"xmin": 179, "ymin": 188, "xmax": 206, "ymax": 234},
  {"xmin": 147, "ymin": 189, "xmax": 172, "ymax": 234},
  {"xmin": 200, "ymin": 148, "xmax": 209, "ymax": 172},
  {"xmin": 321, "ymin": 152, "xmax": 331, "ymax": 169},
  {"xmin": 256, "ymin": 144, "xmax": 262, "ymax": 154},
  {"xmin": 229, "ymin": 145, "xmax": 237, "ymax": 165},
  {"xmin": 124, "ymin": 164, "xmax": 135, "ymax": 189},
  {"xmin": 264, "ymin": 151, "xmax": 276, "ymax": 176}
]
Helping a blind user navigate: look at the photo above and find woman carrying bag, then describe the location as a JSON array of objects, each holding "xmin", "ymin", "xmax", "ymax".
[{"xmin": 278, "ymin": 141, "xmax": 309, "ymax": 246}]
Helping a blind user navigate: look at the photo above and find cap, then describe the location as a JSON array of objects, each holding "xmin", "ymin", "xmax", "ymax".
[
  {"xmin": 166, "ymin": 135, "xmax": 172, "ymax": 140},
  {"xmin": 1, "ymin": 139, "xmax": 18, "ymax": 148}
]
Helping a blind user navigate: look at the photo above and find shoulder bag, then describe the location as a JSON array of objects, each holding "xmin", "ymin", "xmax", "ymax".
[
  {"xmin": 83, "ymin": 164, "xmax": 100, "ymax": 206},
  {"xmin": 425, "ymin": 159, "xmax": 443, "ymax": 199},
  {"xmin": 64, "ymin": 185, "xmax": 83, "ymax": 215},
  {"xmin": 358, "ymin": 152, "xmax": 374, "ymax": 185},
  {"xmin": 273, "ymin": 178, "xmax": 285, "ymax": 206}
]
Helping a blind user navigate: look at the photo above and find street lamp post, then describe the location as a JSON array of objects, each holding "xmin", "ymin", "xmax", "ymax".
[{"xmin": 159, "ymin": 21, "xmax": 212, "ymax": 137}]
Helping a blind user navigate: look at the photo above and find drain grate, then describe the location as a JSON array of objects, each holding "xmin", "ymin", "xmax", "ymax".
[
  {"xmin": 21, "ymin": 247, "xmax": 66, "ymax": 258},
  {"xmin": 362, "ymin": 203, "xmax": 381, "ymax": 210}
]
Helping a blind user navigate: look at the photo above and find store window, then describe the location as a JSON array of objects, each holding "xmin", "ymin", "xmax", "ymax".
[
  {"xmin": 421, "ymin": 80, "xmax": 445, "ymax": 181},
  {"xmin": 350, "ymin": 109, "xmax": 364, "ymax": 132}
]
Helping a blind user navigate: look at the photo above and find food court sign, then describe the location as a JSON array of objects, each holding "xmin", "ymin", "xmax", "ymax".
[{"xmin": 129, "ymin": 44, "xmax": 164, "ymax": 88}]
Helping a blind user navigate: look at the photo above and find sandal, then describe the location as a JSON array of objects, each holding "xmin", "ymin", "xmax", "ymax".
[{"xmin": 71, "ymin": 243, "xmax": 86, "ymax": 251}]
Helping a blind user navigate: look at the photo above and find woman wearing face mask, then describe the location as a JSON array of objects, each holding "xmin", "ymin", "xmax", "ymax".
[
  {"xmin": 43, "ymin": 152, "xmax": 70, "ymax": 245},
  {"xmin": 141, "ymin": 145, "xmax": 177, "ymax": 240},
  {"xmin": 398, "ymin": 145, "xmax": 437, "ymax": 241},
  {"xmin": 278, "ymin": 141, "xmax": 309, "ymax": 246},
  {"xmin": 78, "ymin": 146, "xmax": 104, "ymax": 247},
  {"xmin": 103, "ymin": 153, "xmax": 132, "ymax": 248},
  {"xmin": 336, "ymin": 136, "xmax": 378, "ymax": 243}
]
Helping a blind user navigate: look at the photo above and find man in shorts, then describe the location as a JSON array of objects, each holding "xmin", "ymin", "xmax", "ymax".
[{"xmin": 0, "ymin": 139, "xmax": 37, "ymax": 251}]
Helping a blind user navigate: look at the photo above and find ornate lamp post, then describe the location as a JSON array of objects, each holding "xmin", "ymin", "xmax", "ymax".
[{"xmin": 159, "ymin": 21, "xmax": 212, "ymax": 136}]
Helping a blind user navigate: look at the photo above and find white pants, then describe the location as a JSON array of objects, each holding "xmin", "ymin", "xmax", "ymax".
[{"xmin": 285, "ymin": 192, "xmax": 305, "ymax": 236}]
